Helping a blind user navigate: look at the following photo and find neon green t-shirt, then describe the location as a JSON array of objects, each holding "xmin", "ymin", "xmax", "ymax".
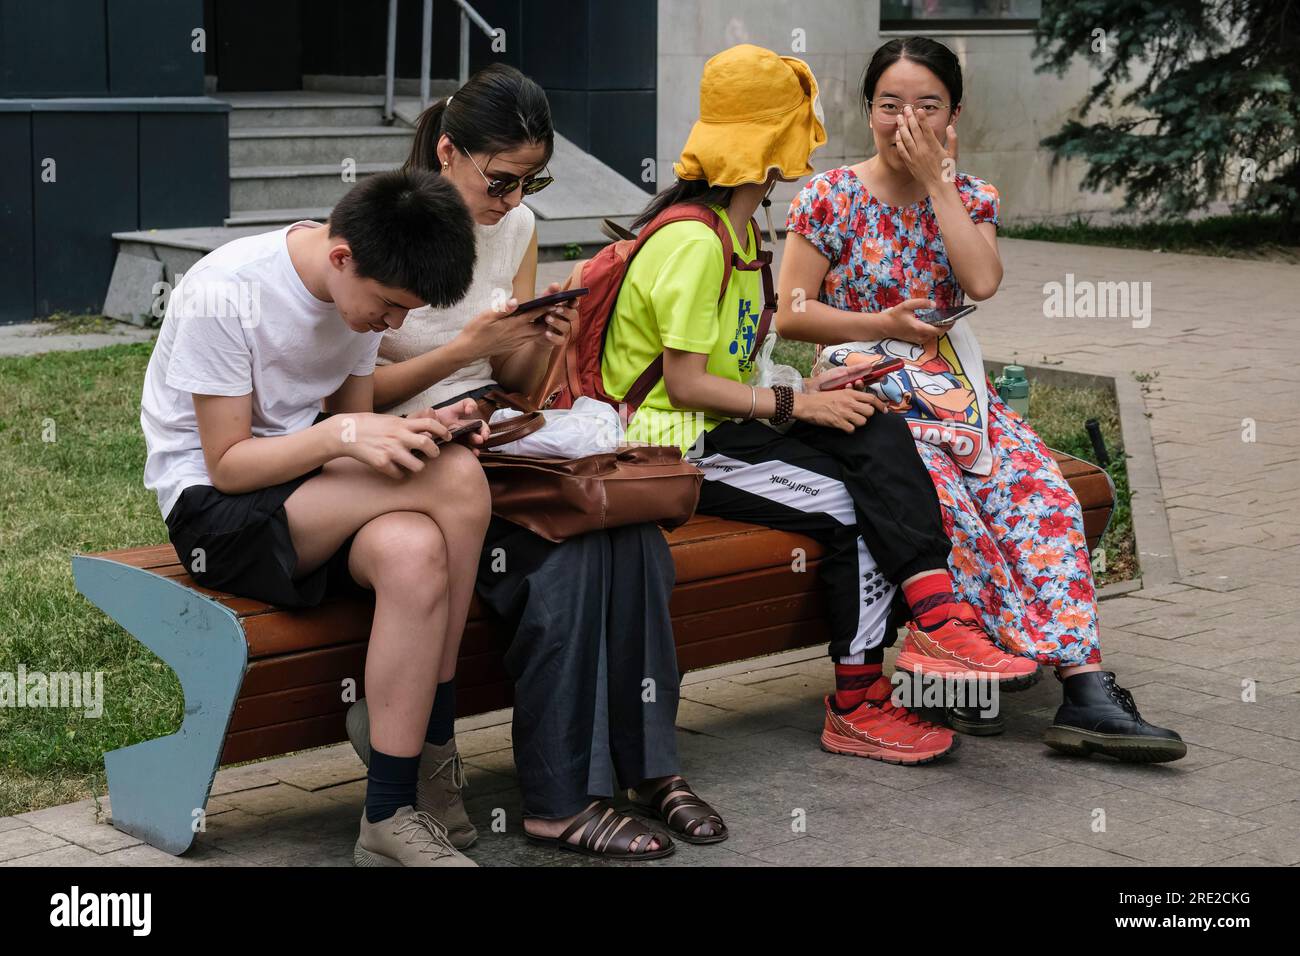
[{"xmin": 601, "ymin": 206, "xmax": 763, "ymax": 454}]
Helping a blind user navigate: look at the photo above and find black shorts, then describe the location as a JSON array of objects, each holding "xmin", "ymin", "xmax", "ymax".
[{"xmin": 164, "ymin": 469, "xmax": 359, "ymax": 608}]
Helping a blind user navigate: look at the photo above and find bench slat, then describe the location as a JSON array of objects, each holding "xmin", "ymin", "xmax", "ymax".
[
  {"xmin": 669, "ymin": 562, "xmax": 823, "ymax": 616},
  {"xmin": 221, "ymin": 680, "xmax": 518, "ymax": 764}
]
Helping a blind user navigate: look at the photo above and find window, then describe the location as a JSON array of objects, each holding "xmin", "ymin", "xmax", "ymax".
[{"xmin": 881, "ymin": 0, "xmax": 1042, "ymax": 31}]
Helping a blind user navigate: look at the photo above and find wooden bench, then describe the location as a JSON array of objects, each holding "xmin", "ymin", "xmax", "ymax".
[{"xmin": 72, "ymin": 449, "xmax": 1113, "ymax": 854}]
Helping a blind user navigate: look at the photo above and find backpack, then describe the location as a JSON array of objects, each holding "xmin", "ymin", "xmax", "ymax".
[{"xmin": 537, "ymin": 205, "xmax": 776, "ymax": 420}]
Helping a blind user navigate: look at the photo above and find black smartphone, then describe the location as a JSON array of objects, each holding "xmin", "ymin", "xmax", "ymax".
[
  {"xmin": 505, "ymin": 287, "xmax": 589, "ymax": 321},
  {"xmin": 435, "ymin": 418, "xmax": 486, "ymax": 446},
  {"xmin": 914, "ymin": 304, "xmax": 976, "ymax": 327}
]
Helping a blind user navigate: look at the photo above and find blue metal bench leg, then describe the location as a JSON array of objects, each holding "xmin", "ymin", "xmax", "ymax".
[{"xmin": 72, "ymin": 556, "xmax": 247, "ymax": 855}]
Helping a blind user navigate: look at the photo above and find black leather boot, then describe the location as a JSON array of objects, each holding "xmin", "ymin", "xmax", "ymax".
[
  {"xmin": 1044, "ymin": 670, "xmax": 1186, "ymax": 762},
  {"xmin": 944, "ymin": 705, "xmax": 1005, "ymax": 736}
]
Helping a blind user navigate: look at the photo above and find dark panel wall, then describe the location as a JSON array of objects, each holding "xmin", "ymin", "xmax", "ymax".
[
  {"xmin": 31, "ymin": 113, "xmax": 139, "ymax": 317},
  {"xmin": 0, "ymin": 104, "xmax": 229, "ymax": 324},
  {"xmin": 139, "ymin": 113, "xmax": 229, "ymax": 227},
  {"xmin": 522, "ymin": 0, "xmax": 657, "ymax": 190},
  {"xmin": 109, "ymin": 0, "xmax": 207, "ymax": 96},
  {"xmin": 0, "ymin": 0, "xmax": 204, "ymax": 97},
  {"xmin": 0, "ymin": 113, "xmax": 34, "ymax": 323}
]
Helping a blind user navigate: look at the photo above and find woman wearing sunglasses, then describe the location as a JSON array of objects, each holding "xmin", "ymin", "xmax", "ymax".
[
  {"xmin": 346, "ymin": 63, "xmax": 727, "ymax": 862},
  {"xmin": 778, "ymin": 37, "xmax": 1184, "ymax": 761}
]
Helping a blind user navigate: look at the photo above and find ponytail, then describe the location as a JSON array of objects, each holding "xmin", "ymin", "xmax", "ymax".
[
  {"xmin": 631, "ymin": 179, "xmax": 736, "ymax": 231},
  {"xmin": 404, "ymin": 63, "xmax": 553, "ymax": 173}
]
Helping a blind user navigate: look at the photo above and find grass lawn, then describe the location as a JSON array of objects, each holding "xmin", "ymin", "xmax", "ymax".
[
  {"xmin": 1, "ymin": 338, "xmax": 1135, "ymax": 817},
  {"xmin": 1000, "ymin": 213, "xmax": 1300, "ymax": 264},
  {"xmin": 0, "ymin": 342, "xmax": 179, "ymax": 817}
]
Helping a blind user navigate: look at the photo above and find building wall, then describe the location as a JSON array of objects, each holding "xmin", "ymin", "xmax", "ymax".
[
  {"xmin": 0, "ymin": 0, "xmax": 204, "ymax": 97},
  {"xmin": 656, "ymin": 0, "xmax": 1115, "ymax": 221},
  {"xmin": 0, "ymin": 0, "xmax": 227, "ymax": 324}
]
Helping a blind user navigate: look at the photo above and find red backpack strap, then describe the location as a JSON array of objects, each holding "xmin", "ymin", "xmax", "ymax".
[
  {"xmin": 620, "ymin": 208, "xmax": 772, "ymax": 410},
  {"xmin": 619, "ymin": 205, "xmax": 734, "ymax": 410}
]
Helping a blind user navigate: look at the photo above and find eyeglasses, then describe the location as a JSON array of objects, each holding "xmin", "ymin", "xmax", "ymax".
[
  {"xmin": 462, "ymin": 149, "xmax": 554, "ymax": 198},
  {"xmin": 869, "ymin": 99, "xmax": 952, "ymax": 119}
]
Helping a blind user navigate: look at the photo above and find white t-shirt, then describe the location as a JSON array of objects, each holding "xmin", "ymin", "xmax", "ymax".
[
  {"xmin": 141, "ymin": 222, "xmax": 381, "ymax": 519},
  {"xmin": 378, "ymin": 203, "xmax": 535, "ymax": 414}
]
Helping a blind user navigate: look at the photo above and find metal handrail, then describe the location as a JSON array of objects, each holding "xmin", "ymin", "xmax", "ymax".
[{"xmin": 383, "ymin": 0, "xmax": 500, "ymax": 121}]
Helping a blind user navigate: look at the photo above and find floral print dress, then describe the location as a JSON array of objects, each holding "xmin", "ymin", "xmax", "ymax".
[{"xmin": 787, "ymin": 166, "xmax": 1101, "ymax": 667}]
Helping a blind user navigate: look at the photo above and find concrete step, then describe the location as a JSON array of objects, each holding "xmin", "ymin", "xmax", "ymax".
[
  {"xmin": 111, "ymin": 227, "xmax": 271, "ymax": 294},
  {"xmin": 218, "ymin": 91, "xmax": 387, "ymax": 129},
  {"xmin": 224, "ymin": 207, "xmax": 330, "ymax": 228},
  {"xmin": 229, "ymin": 162, "xmax": 398, "ymax": 212},
  {"xmin": 229, "ymin": 126, "xmax": 414, "ymax": 166}
]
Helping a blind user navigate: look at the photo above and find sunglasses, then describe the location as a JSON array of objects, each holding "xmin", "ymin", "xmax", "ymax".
[{"xmin": 462, "ymin": 148, "xmax": 554, "ymax": 198}]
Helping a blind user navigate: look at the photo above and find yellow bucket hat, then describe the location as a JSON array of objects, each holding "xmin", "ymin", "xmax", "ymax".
[{"xmin": 674, "ymin": 44, "xmax": 827, "ymax": 188}]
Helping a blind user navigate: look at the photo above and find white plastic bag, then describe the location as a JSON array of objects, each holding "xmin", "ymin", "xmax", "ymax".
[
  {"xmin": 488, "ymin": 396, "xmax": 625, "ymax": 458},
  {"xmin": 749, "ymin": 332, "xmax": 806, "ymax": 393}
]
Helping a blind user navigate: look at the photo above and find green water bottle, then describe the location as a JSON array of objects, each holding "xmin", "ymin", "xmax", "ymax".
[{"xmin": 995, "ymin": 364, "xmax": 1030, "ymax": 418}]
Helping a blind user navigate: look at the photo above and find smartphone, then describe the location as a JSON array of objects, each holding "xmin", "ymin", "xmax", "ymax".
[
  {"xmin": 505, "ymin": 287, "xmax": 588, "ymax": 321},
  {"xmin": 818, "ymin": 358, "xmax": 905, "ymax": 391},
  {"xmin": 435, "ymin": 418, "xmax": 486, "ymax": 446},
  {"xmin": 913, "ymin": 304, "xmax": 976, "ymax": 327}
]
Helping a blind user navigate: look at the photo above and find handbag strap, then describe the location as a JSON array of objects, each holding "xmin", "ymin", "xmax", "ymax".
[{"xmin": 481, "ymin": 389, "xmax": 547, "ymax": 449}]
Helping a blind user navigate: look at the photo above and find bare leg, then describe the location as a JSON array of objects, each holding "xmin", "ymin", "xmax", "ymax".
[
  {"xmin": 347, "ymin": 512, "xmax": 449, "ymax": 757},
  {"xmin": 281, "ymin": 445, "xmax": 491, "ymax": 756}
]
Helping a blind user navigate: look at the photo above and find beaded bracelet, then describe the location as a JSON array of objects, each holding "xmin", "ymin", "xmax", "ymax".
[{"xmin": 770, "ymin": 385, "xmax": 794, "ymax": 426}]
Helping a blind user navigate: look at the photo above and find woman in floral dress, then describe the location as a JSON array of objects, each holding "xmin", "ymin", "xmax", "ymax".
[{"xmin": 779, "ymin": 36, "xmax": 1185, "ymax": 762}]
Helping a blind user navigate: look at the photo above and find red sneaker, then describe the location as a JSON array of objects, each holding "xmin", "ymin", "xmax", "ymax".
[
  {"xmin": 894, "ymin": 602, "xmax": 1039, "ymax": 689},
  {"xmin": 820, "ymin": 678, "xmax": 957, "ymax": 765}
]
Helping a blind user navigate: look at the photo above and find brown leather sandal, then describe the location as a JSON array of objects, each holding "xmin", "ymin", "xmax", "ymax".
[
  {"xmin": 524, "ymin": 800, "xmax": 675, "ymax": 861},
  {"xmin": 631, "ymin": 777, "xmax": 729, "ymax": 845}
]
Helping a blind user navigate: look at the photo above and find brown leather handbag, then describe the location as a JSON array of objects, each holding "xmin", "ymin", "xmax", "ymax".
[
  {"xmin": 475, "ymin": 393, "xmax": 702, "ymax": 543},
  {"xmin": 479, "ymin": 444, "xmax": 702, "ymax": 543}
]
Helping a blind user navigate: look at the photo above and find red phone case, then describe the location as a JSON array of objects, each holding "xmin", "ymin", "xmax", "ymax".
[{"xmin": 821, "ymin": 359, "xmax": 904, "ymax": 391}]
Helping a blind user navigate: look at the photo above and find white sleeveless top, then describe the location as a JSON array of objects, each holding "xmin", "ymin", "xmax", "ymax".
[{"xmin": 378, "ymin": 202, "xmax": 536, "ymax": 414}]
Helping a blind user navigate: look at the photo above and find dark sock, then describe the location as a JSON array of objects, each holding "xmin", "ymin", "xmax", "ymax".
[
  {"xmin": 425, "ymin": 679, "xmax": 456, "ymax": 746},
  {"xmin": 902, "ymin": 570, "xmax": 961, "ymax": 629},
  {"xmin": 834, "ymin": 662, "xmax": 884, "ymax": 712},
  {"xmin": 365, "ymin": 748, "xmax": 420, "ymax": 824}
]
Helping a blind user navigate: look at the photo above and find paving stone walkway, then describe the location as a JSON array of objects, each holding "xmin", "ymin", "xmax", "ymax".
[{"xmin": 4, "ymin": 239, "xmax": 1299, "ymax": 867}]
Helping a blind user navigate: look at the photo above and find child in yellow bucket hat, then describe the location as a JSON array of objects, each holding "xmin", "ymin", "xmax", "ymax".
[
  {"xmin": 601, "ymin": 44, "xmax": 1032, "ymax": 768},
  {"xmin": 673, "ymin": 43, "xmax": 827, "ymax": 189}
]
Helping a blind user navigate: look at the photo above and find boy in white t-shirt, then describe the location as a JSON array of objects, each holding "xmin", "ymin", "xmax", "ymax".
[{"xmin": 141, "ymin": 169, "xmax": 489, "ymax": 867}]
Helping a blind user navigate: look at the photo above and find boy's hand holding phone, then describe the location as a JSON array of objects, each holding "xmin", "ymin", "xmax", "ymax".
[
  {"xmin": 409, "ymin": 398, "xmax": 491, "ymax": 452},
  {"xmin": 331, "ymin": 412, "xmax": 450, "ymax": 479}
]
